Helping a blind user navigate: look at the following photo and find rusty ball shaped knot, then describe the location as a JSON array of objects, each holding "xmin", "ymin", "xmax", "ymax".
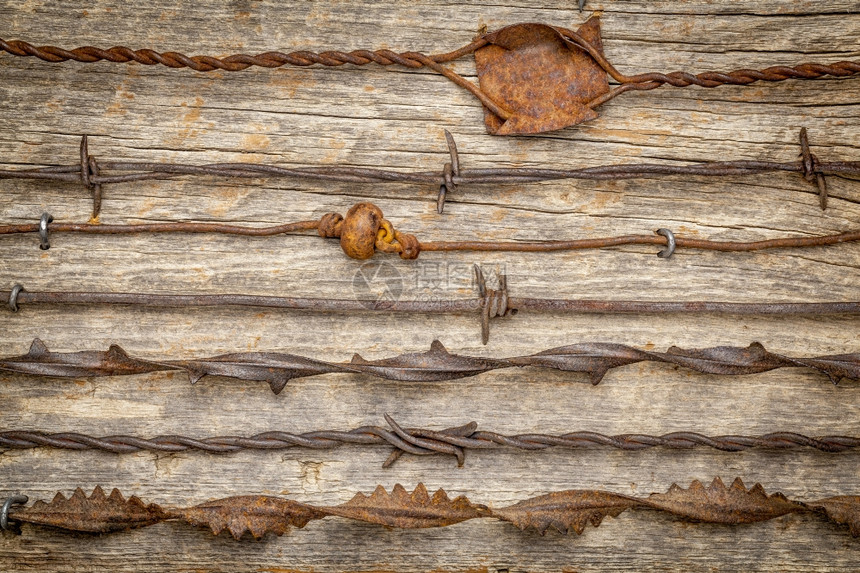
[{"xmin": 339, "ymin": 202, "xmax": 385, "ymax": 260}]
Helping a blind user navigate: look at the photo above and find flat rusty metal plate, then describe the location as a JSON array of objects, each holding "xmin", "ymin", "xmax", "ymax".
[{"xmin": 475, "ymin": 16, "xmax": 609, "ymax": 135}]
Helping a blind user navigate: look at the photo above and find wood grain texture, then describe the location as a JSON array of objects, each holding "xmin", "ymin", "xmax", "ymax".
[{"xmin": 0, "ymin": 0, "xmax": 859, "ymax": 571}]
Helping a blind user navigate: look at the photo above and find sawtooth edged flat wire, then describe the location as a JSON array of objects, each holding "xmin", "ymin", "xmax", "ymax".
[
  {"xmin": 2, "ymin": 335, "xmax": 859, "ymax": 394},
  {"xmin": 2, "ymin": 415, "xmax": 858, "ymax": 468},
  {"xmin": 2, "ymin": 17, "xmax": 860, "ymax": 135},
  {"xmin": 1, "ymin": 478, "xmax": 858, "ymax": 539},
  {"xmin": 0, "ymin": 128, "xmax": 852, "ymax": 215}
]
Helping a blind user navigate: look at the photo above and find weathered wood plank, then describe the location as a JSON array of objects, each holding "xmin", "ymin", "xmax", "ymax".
[{"xmin": 0, "ymin": 0, "xmax": 859, "ymax": 571}]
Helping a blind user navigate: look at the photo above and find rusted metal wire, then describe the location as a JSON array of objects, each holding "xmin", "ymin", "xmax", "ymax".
[
  {"xmin": 2, "ymin": 416, "xmax": 857, "ymax": 468},
  {"xmin": 4, "ymin": 197, "xmax": 860, "ymax": 262},
  {"xmin": 7, "ymin": 264, "xmax": 860, "ymax": 343},
  {"xmin": 2, "ymin": 478, "xmax": 858, "ymax": 538},
  {"xmin": 2, "ymin": 16, "xmax": 858, "ymax": 135},
  {"xmin": 0, "ymin": 129, "xmax": 853, "ymax": 214},
  {"xmin": 3, "ymin": 334, "xmax": 858, "ymax": 393}
]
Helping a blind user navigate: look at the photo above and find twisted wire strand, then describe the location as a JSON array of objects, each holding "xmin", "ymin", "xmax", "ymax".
[
  {"xmin": 622, "ymin": 63, "xmax": 860, "ymax": 90},
  {"xmin": 6, "ymin": 157, "xmax": 858, "ymax": 186},
  {"xmin": 2, "ymin": 337, "xmax": 859, "ymax": 391},
  {"xmin": 1, "ymin": 425, "xmax": 857, "ymax": 464},
  {"xmin": 4, "ymin": 24, "xmax": 860, "ymax": 139},
  {"xmin": 0, "ymin": 37, "xmax": 488, "ymax": 71},
  {"xmin": 554, "ymin": 26, "xmax": 860, "ymax": 105},
  {"xmin": 0, "ymin": 130, "xmax": 854, "ymax": 218},
  {"xmin": 3, "ymin": 31, "xmax": 858, "ymax": 90}
]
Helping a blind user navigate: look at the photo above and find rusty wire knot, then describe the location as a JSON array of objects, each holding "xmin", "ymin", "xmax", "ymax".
[
  {"xmin": 374, "ymin": 219, "xmax": 421, "ymax": 260},
  {"xmin": 437, "ymin": 129, "xmax": 461, "ymax": 213},
  {"xmin": 317, "ymin": 203, "xmax": 420, "ymax": 260},
  {"xmin": 799, "ymin": 127, "xmax": 829, "ymax": 209},
  {"xmin": 474, "ymin": 265, "xmax": 514, "ymax": 344},
  {"xmin": 380, "ymin": 415, "xmax": 474, "ymax": 467},
  {"xmin": 316, "ymin": 212, "xmax": 343, "ymax": 238},
  {"xmin": 79, "ymin": 135, "xmax": 103, "ymax": 218}
]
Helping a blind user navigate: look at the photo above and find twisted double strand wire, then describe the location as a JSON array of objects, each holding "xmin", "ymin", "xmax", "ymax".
[
  {"xmin": 0, "ymin": 36, "xmax": 485, "ymax": 71},
  {"xmin": 0, "ymin": 36, "xmax": 510, "ymax": 119},
  {"xmin": 2, "ymin": 25, "xmax": 859, "ymax": 112},
  {"xmin": 553, "ymin": 25, "xmax": 860, "ymax": 106},
  {"xmin": 1, "ymin": 416, "xmax": 858, "ymax": 468},
  {"xmin": 0, "ymin": 129, "xmax": 856, "ymax": 214},
  {"xmin": 2, "ymin": 335, "xmax": 860, "ymax": 388}
]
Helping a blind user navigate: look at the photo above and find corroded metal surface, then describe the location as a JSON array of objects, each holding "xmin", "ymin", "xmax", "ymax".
[
  {"xmin": 2, "ymin": 338, "xmax": 858, "ymax": 393},
  {"xmin": 6, "ymin": 487, "xmax": 167, "ymax": 534},
  {"xmin": 474, "ymin": 19, "xmax": 608, "ymax": 134},
  {"xmin": 0, "ymin": 130, "xmax": 849, "ymax": 214},
  {"xmin": 2, "ymin": 415, "xmax": 858, "ymax": 467},
  {"xmin": 4, "ymin": 479, "xmax": 859, "ymax": 539},
  {"xmin": 2, "ymin": 17, "xmax": 859, "ymax": 134}
]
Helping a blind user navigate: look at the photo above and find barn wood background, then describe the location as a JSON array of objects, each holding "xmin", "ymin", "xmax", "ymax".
[{"xmin": 1, "ymin": 1, "xmax": 859, "ymax": 571}]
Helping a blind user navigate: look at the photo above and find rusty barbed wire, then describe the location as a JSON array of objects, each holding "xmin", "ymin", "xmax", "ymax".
[
  {"xmin": 2, "ymin": 415, "xmax": 858, "ymax": 468},
  {"xmin": 5, "ymin": 198, "xmax": 860, "ymax": 262},
  {"xmin": 2, "ymin": 333, "xmax": 858, "ymax": 393},
  {"xmin": 0, "ymin": 129, "xmax": 854, "ymax": 215},
  {"xmin": 7, "ymin": 264, "xmax": 860, "ymax": 343},
  {"xmin": 2, "ymin": 16, "xmax": 859, "ymax": 134},
  {"xmin": 2, "ymin": 478, "xmax": 858, "ymax": 539}
]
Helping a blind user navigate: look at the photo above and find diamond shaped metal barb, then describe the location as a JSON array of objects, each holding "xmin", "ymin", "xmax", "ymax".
[{"xmin": 475, "ymin": 17, "xmax": 609, "ymax": 135}]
